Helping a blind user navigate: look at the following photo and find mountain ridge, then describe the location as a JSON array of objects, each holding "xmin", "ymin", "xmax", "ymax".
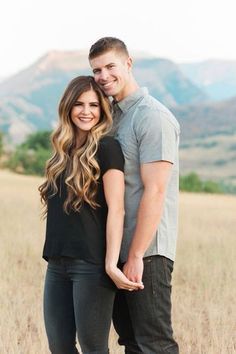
[
  {"xmin": 0, "ymin": 51, "xmax": 235, "ymax": 185},
  {"xmin": 180, "ymin": 59, "xmax": 236, "ymax": 100},
  {"xmin": 0, "ymin": 49, "xmax": 208, "ymax": 144}
]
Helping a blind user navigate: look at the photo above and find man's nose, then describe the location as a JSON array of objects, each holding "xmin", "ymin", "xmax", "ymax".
[{"xmin": 100, "ymin": 69, "xmax": 109, "ymax": 81}]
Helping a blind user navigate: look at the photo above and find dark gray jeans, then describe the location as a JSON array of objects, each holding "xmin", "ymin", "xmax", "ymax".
[
  {"xmin": 113, "ymin": 255, "xmax": 179, "ymax": 354},
  {"xmin": 43, "ymin": 257, "xmax": 115, "ymax": 354}
]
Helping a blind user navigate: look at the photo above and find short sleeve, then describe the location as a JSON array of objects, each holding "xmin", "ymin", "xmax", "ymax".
[
  {"xmin": 98, "ymin": 136, "xmax": 124, "ymax": 176},
  {"xmin": 135, "ymin": 110, "xmax": 179, "ymax": 164}
]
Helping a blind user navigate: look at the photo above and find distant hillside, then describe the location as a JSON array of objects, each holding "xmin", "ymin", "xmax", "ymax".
[
  {"xmin": 0, "ymin": 51, "xmax": 90, "ymax": 97},
  {"xmin": 134, "ymin": 58, "xmax": 207, "ymax": 106},
  {"xmin": 173, "ymin": 96, "xmax": 236, "ymax": 140},
  {"xmin": 180, "ymin": 60, "xmax": 236, "ymax": 101},
  {"xmin": 0, "ymin": 50, "xmax": 207, "ymax": 144},
  {"xmin": 0, "ymin": 51, "xmax": 90, "ymax": 144},
  {"xmin": 173, "ymin": 97, "xmax": 236, "ymax": 186}
]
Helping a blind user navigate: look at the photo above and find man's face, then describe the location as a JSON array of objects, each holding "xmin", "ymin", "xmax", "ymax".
[{"xmin": 89, "ymin": 50, "xmax": 132, "ymax": 101}]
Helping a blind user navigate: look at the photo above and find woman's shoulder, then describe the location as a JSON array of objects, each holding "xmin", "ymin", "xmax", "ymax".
[
  {"xmin": 97, "ymin": 135, "xmax": 124, "ymax": 174},
  {"xmin": 99, "ymin": 135, "xmax": 121, "ymax": 150},
  {"xmin": 99, "ymin": 135, "xmax": 119, "ymax": 144}
]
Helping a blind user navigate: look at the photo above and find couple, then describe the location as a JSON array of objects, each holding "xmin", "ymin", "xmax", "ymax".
[{"xmin": 39, "ymin": 37, "xmax": 180, "ymax": 354}]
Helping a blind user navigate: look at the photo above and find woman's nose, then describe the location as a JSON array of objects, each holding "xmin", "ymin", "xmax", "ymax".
[{"xmin": 81, "ymin": 105, "xmax": 90, "ymax": 114}]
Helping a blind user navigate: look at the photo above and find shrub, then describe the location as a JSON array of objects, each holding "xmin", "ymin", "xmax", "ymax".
[
  {"xmin": 7, "ymin": 131, "xmax": 52, "ymax": 176},
  {"xmin": 0, "ymin": 131, "xmax": 4, "ymax": 157},
  {"xmin": 180, "ymin": 172, "xmax": 223, "ymax": 194}
]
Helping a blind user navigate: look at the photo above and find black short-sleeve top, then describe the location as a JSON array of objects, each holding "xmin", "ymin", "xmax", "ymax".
[{"xmin": 42, "ymin": 136, "xmax": 124, "ymax": 265}]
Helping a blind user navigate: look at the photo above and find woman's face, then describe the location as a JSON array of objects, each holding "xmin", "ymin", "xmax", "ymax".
[{"xmin": 71, "ymin": 89, "xmax": 101, "ymax": 136}]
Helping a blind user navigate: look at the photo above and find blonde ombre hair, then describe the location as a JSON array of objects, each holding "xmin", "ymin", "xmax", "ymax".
[{"xmin": 39, "ymin": 76, "xmax": 112, "ymax": 215}]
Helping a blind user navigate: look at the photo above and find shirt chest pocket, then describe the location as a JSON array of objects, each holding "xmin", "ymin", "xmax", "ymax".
[{"xmin": 116, "ymin": 126, "xmax": 139, "ymax": 161}]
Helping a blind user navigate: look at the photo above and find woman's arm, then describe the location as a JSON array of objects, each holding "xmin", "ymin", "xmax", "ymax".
[{"xmin": 103, "ymin": 169, "xmax": 144, "ymax": 291}]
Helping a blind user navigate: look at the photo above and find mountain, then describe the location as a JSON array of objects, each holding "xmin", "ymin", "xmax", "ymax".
[
  {"xmin": 0, "ymin": 51, "xmax": 90, "ymax": 144},
  {"xmin": 134, "ymin": 58, "xmax": 207, "ymax": 106},
  {"xmin": 173, "ymin": 96, "xmax": 236, "ymax": 140},
  {"xmin": 173, "ymin": 97, "xmax": 236, "ymax": 186},
  {"xmin": 0, "ymin": 51, "xmax": 235, "ymax": 186},
  {"xmin": 0, "ymin": 50, "xmax": 207, "ymax": 144},
  {"xmin": 180, "ymin": 60, "xmax": 236, "ymax": 101},
  {"xmin": 0, "ymin": 50, "xmax": 90, "ymax": 97}
]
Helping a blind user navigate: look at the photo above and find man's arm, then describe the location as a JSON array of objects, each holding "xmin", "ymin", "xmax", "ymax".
[{"xmin": 123, "ymin": 160, "xmax": 172, "ymax": 283}]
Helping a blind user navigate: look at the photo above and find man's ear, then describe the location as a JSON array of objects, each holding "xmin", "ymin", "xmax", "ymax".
[{"xmin": 127, "ymin": 57, "xmax": 133, "ymax": 71}]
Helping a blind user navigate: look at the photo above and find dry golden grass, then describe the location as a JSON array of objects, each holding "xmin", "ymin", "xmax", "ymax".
[{"xmin": 0, "ymin": 170, "xmax": 235, "ymax": 354}]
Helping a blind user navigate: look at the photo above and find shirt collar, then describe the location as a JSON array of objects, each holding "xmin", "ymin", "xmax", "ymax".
[{"xmin": 113, "ymin": 87, "xmax": 148, "ymax": 114}]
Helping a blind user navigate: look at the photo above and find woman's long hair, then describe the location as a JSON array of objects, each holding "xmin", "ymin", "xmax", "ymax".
[{"xmin": 39, "ymin": 76, "xmax": 112, "ymax": 215}]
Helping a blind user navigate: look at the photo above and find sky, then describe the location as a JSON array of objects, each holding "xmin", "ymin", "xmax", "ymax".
[{"xmin": 1, "ymin": 0, "xmax": 235, "ymax": 78}]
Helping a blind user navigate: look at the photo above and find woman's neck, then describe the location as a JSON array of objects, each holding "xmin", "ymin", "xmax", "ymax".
[{"xmin": 76, "ymin": 131, "xmax": 88, "ymax": 148}]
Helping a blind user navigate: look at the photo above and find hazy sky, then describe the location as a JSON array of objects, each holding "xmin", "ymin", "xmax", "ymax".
[{"xmin": 1, "ymin": 0, "xmax": 235, "ymax": 78}]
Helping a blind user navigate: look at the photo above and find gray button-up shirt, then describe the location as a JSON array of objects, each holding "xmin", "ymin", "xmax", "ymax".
[{"xmin": 113, "ymin": 88, "xmax": 180, "ymax": 262}]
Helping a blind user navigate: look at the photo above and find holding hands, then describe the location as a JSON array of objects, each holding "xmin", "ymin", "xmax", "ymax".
[
  {"xmin": 106, "ymin": 264, "xmax": 144, "ymax": 291},
  {"xmin": 123, "ymin": 256, "xmax": 144, "ymax": 284}
]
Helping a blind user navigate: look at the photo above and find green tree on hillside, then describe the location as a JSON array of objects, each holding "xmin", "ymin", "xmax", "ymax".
[
  {"xmin": 7, "ymin": 131, "xmax": 52, "ymax": 176},
  {"xmin": 21, "ymin": 131, "xmax": 52, "ymax": 150}
]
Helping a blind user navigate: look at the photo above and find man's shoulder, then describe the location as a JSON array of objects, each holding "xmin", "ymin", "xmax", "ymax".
[{"xmin": 134, "ymin": 94, "xmax": 180, "ymax": 133}]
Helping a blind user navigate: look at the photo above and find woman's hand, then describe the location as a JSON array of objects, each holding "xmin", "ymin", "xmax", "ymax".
[{"xmin": 106, "ymin": 265, "xmax": 144, "ymax": 291}]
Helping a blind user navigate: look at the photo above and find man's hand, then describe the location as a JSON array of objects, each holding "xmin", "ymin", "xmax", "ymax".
[
  {"xmin": 106, "ymin": 265, "xmax": 144, "ymax": 291},
  {"xmin": 123, "ymin": 256, "xmax": 144, "ymax": 285}
]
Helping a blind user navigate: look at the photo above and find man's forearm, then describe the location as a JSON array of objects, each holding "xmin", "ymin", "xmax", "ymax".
[{"xmin": 127, "ymin": 188, "xmax": 165, "ymax": 260}]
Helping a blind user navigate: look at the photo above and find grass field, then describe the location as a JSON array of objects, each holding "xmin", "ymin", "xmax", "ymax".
[{"xmin": 0, "ymin": 170, "xmax": 235, "ymax": 354}]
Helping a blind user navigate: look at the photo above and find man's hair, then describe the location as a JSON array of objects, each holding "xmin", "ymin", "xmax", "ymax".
[{"xmin": 89, "ymin": 37, "xmax": 129, "ymax": 60}]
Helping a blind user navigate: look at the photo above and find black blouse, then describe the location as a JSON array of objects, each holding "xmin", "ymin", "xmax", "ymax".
[{"xmin": 42, "ymin": 136, "xmax": 124, "ymax": 265}]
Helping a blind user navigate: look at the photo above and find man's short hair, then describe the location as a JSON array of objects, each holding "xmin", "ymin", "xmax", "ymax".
[{"xmin": 89, "ymin": 37, "xmax": 129, "ymax": 60}]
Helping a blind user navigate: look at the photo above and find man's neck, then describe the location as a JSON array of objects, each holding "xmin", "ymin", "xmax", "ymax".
[{"xmin": 114, "ymin": 79, "xmax": 139, "ymax": 102}]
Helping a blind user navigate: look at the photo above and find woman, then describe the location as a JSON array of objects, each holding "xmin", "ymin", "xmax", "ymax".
[{"xmin": 39, "ymin": 76, "xmax": 142, "ymax": 354}]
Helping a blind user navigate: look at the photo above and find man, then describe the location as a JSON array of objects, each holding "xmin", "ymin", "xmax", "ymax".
[{"xmin": 89, "ymin": 37, "xmax": 180, "ymax": 354}]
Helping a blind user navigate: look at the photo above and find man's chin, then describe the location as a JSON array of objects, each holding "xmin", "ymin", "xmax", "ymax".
[
  {"xmin": 100, "ymin": 83, "xmax": 117, "ymax": 96},
  {"xmin": 103, "ymin": 89, "xmax": 116, "ymax": 97}
]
